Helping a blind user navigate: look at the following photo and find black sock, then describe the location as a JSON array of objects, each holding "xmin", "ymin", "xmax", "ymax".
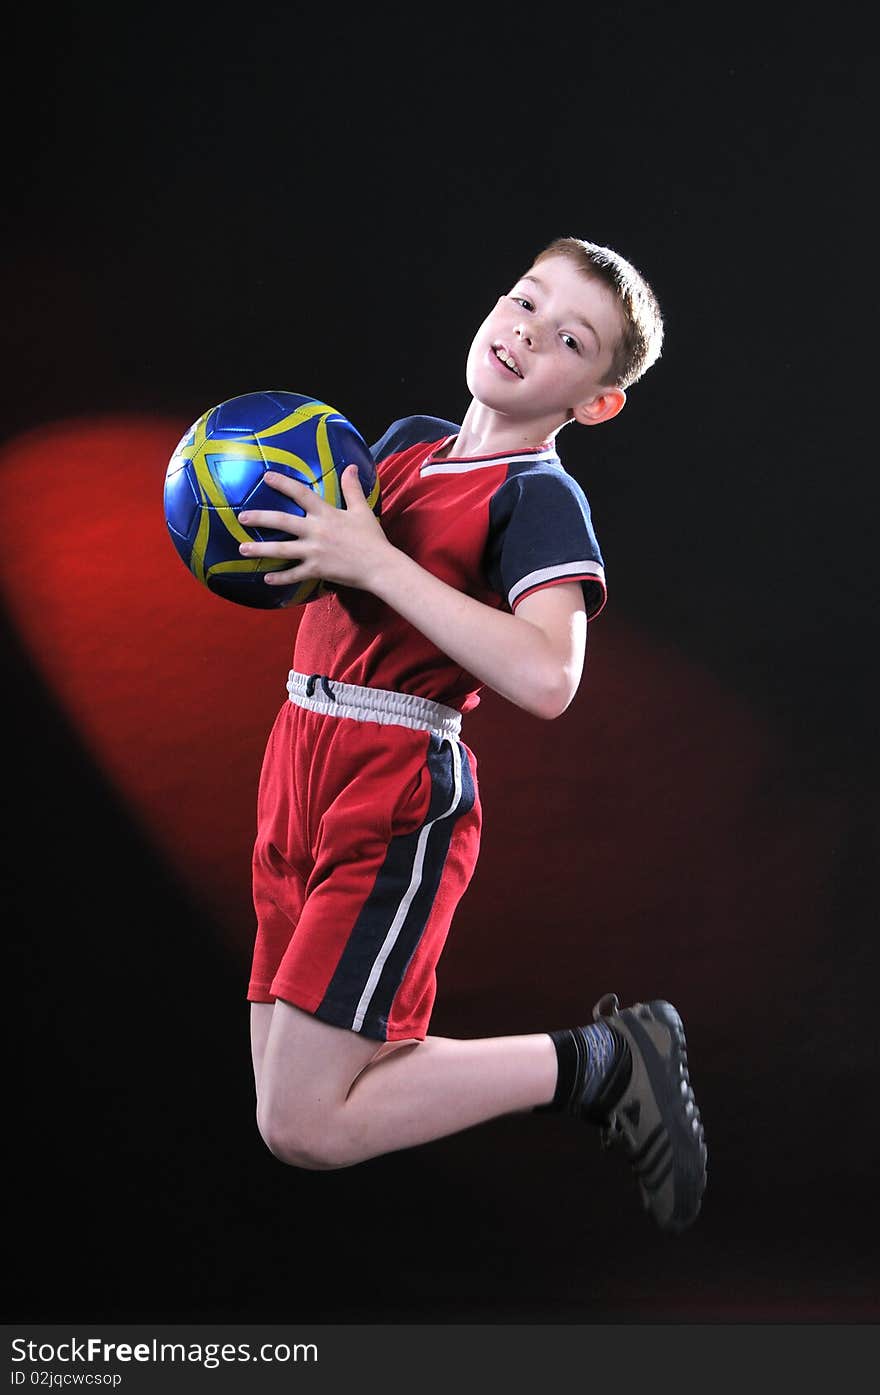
[{"xmin": 535, "ymin": 1023, "xmax": 630, "ymax": 1116}]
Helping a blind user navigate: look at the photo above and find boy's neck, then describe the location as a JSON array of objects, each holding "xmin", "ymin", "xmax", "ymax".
[{"xmin": 441, "ymin": 400, "xmax": 561, "ymax": 460}]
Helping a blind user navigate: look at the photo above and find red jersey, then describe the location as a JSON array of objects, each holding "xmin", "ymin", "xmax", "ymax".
[{"xmin": 293, "ymin": 415, "xmax": 607, "ymax": 714}]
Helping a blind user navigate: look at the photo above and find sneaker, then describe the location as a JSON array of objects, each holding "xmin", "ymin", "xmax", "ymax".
[{"xmin": 585, "ymin": 993, "xmax": 708, "ymax": 1232}]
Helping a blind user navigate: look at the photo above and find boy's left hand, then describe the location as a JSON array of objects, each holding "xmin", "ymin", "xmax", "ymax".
[{"xmin": 237, "ymin": 466, "xmax": 391, "ymax": 594}]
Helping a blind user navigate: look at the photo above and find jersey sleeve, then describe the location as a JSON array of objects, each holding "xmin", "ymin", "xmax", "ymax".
[
  {"xmin": 370, "ymin": 415, "xmax": 461, "ymax": 463},
  {"xmin": 484, "ymin": 467, "xmax": 607, "ymax": 619}
]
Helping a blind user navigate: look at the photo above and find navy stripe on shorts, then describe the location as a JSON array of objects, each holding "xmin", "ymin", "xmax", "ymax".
[{"xmin": 319, "ymin": 735, "xmax": 477, "ymax": 1036}]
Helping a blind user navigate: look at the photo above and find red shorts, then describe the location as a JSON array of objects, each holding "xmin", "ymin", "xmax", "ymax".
[{"xmin": 247, "ymin": 676, "xmax": 482, "ymax": 1042}]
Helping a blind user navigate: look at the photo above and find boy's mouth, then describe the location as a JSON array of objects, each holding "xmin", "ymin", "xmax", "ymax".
[{"xmin": 492, "ymin": 342, "xmax": 523, "ymax": 378}]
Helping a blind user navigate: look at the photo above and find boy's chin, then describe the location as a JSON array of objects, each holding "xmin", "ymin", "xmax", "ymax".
[{"xmin": 468, "ymin": 376, "xmax": 528, "ymax": 413}]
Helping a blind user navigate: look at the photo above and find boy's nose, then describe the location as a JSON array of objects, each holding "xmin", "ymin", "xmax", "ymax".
[{"xmin": 514, "ymin": 322, "xmax": 534, "ymax": 346}]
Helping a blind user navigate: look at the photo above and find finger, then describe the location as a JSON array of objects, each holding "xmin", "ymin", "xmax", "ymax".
[
  {"xmin": 263, "ymin": 471, "xmax": 328, "ymax": 508},
  {"xmin": 264, "ymin": 563, "xmax": 312, "ymax": 585},
  {"xmin": 239, "ymin": 536, "xmax": 304, "ymax": 557},
  {"xmin": 340, "ymin": 463, "xmax": 367, "ymax": 505},
  {"xmin": 237, "ymin": 507, "xmax": 308, "ymax": 530}
]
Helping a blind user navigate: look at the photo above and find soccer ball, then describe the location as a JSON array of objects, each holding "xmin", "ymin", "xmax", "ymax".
[{"xmin": 163, "ymin": 389, "xmax": 379, "ymax": 609}]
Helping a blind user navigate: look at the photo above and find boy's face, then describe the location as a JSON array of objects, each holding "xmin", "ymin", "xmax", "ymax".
[{"xmin": 465, "ymin": 254, "xmax": 626, "ymax": 432}]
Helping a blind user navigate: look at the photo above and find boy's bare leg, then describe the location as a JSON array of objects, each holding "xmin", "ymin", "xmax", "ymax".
[
  {"xmin": 250, "ymin": 1003, "xmax": 275, "ymax": 1093},
  {"xmin": 252, "ymin": 999, "xmax": 557, "ymax": 1169},
  {"xmin": 251, "ymin": 997, "xmax": 708, "ymax": 1232}
]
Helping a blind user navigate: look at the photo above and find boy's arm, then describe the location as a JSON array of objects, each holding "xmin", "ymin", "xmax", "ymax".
[
  {"xmin": 364, "ymin": 547, "xmax": 587, "ymax": 719},
  {"xmin": 237, "ymin": 467, "xmax": 587, "ymax": 720}
]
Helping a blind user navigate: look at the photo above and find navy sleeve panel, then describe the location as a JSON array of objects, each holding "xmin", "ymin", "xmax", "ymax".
[
  {"xmin": 370, "ymin": 415, "xmax": 461, "ymax": 462},
  {"xmin": 484, "ymin": 466, "xmax": 607, "ymax": 620}
]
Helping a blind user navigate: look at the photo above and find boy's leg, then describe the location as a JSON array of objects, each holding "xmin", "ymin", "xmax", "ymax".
[
  {"xmin": 250, "ymin": 1002, "xmax": 274, "ymax": 1093},
  {"xmin": 253, "ymin": 998, "xmax": 558, "ymax": 1170},
  {"xmin": 252, "ymin": 993, "xmax": 707, "ymax": 1232}
]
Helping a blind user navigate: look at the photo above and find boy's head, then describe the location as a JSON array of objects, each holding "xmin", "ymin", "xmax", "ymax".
[
  {"xmin": 531, "ymin": 236, "xmax": 664, "ymax": 393},
  {"xmin": 465, "ymin": 235, "xmax": 664, "ymax": 442}
]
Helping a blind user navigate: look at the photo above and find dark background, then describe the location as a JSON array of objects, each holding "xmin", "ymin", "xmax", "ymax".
[{"xmin": 3, "ymin": 7, "xmax": 877, "ymax": 1327}]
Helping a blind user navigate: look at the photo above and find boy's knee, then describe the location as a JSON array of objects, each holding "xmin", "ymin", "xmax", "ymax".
[{"xmin": 256, "ymin": 1101, "xmax": 351, "ymax": 1171}]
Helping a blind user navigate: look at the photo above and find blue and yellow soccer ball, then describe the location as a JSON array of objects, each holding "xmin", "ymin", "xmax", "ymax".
[{"xmin": 163, "ymin": 389, "xmax": 379, "ymax": 609}]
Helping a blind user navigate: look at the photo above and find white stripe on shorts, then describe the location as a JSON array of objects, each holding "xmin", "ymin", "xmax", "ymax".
[{"xmin": 351, "ymin": 738, "xmax": 464, "ymax": 1032}]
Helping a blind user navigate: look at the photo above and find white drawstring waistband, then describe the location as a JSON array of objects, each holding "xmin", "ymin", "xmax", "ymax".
[{"xmin": 286, "ymin": 670, "xmax": 462, "ymax": 740}]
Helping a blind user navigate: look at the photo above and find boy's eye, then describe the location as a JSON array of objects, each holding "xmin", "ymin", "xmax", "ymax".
[
  {"xmin": 561, "ymin": 333, "xmax": 580, "ymax": 352},
  {"xmin": 511, "ymin": 295, "xmax": 534, "ymax": 311}
]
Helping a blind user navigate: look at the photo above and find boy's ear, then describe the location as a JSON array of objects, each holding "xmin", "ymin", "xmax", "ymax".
[{"xmin": 572, "ymin": 387, "xmax": 626, "ymax": 427}]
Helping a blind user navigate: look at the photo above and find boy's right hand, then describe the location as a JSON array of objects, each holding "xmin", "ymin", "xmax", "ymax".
[{"xmin": 237, "ymin": 466, "xmax": 393, "ymax": 596}]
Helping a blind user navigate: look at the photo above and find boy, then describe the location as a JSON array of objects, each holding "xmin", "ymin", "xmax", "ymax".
[{"xmin": 241, "ymin": 236, "xmax": 707, "ymax": 1233}]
